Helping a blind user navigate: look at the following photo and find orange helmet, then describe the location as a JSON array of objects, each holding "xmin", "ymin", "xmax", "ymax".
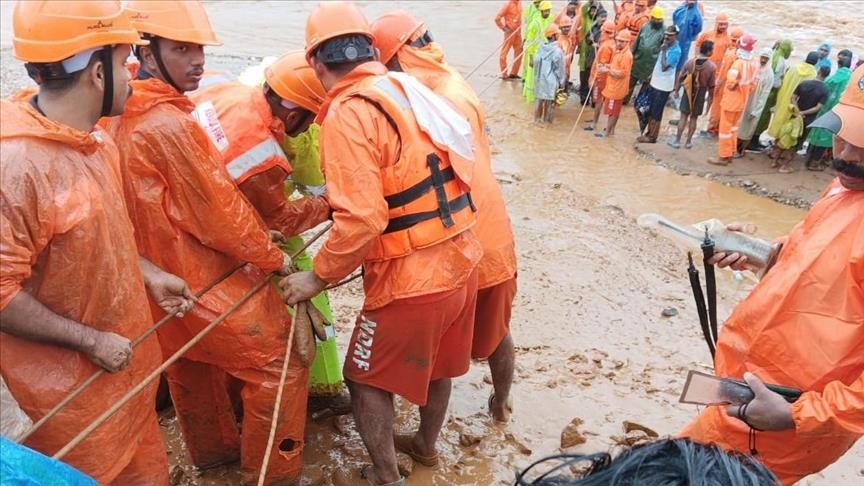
[
  {"xmin": 601, "ymin": 20, "xmax": 616, "ymax": 34},
  {"xmin": 12, "ymin": 0, "xmax": 147, "ymax": 63},
  {"xmin": 370, "ymin": 10, "xmax": 425, "ymax": 65},
  {"xmin": 730, "ymin": 26, "xmax": 744, "ymax": 42},
  {"xmin": 265, "ymin": 51, "xmax": 326, "ymax": 113},
  {"xmin": 615, "ymin": 30, "xmax": 632, "ymax": 43},
  {"xmin": 126, "ymin": 0, "xmax": 221, "ymax": 45},
  {"xmin": 545, "ymin": 24, "xmax": 561, "ymax": 38},
  {"xmin": 305, "ymin": 1, "xmax": 374, "ymax": 62}
]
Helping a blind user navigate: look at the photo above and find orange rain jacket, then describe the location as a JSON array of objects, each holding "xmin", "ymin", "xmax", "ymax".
[
  {"xmin": 590, "ymin": 32, "xmax": 616, "ymax": 86},
  {"xmin": 188, "ymin": 80, "xmax": 331, "ymax": 237},
  {"xmin": 694, "ymin": 16, "xmax": 731, "ymax": 67},
  {"xmin": 395, "ymin": 44, "xmax": 517, "ymax": 290},
  {"xmin": 720, "ymin": 57, "xmax": 757, "ymax": 113},
  {"xmin": 0, "ymin": 92, "xmax": 164, "ymax": 483},
  {"xmin": 102, "ymin": 78, "xmax": 288, "ymax": 371},
  {"xmin": 602, "ymin": 46, "xmax": 634, "ymax": 101},
  {"xmin": 682, "ymin": 180, "xmax": 864, "ymax": 484},
  {"xmin": 314, "ymin": 62, "xmax": 483, "ymax": 310}
]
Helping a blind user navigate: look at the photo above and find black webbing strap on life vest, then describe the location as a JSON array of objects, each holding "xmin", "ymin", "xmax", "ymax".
[
  {"xmin": 409, "ymin": 31, "xmax": 434, "ymax": 49},
  {"xmin": 382, "ymin": 153, "xmax": 475, "ymax": 234}
]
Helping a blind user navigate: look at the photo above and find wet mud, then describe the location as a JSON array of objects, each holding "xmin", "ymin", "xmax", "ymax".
[{"xmin": 2, "ymin": 1, "xmax": 863, "ymax": 485}]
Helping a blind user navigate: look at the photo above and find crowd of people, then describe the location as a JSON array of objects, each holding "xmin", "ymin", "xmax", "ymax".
[
  {"xmin": 0, "ymin": 1, "xmax": 861, "ymax": 485},
  {"xmin": 499, "ymin": 0, "xmax": 860, "ymax": 174}
]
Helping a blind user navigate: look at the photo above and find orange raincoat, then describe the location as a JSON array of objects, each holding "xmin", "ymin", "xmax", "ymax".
[
  {"xmin": 314, "ymin": 62, "xmax": 483, "ymax": 311},
  {"xmin": 718, "ymin": 57, "xmax": 756, "ymax": 157},
  {"xmin": 188, "ymin": 80, "xmax": 331, "ymax": 236},
  {"xmin": 0, "ymin": 92, "xmax": 166, "ymax": 484},
  {"xmin": 694, "ymin": 14, "xmax": 731, "ymax": 67},
  {"xmin": 682, "ymin": 180, "xmax": 864, "ymax": 484},
  {"xmin": 103, "ymin": 78, "xmax": 308, "ymax": 483},
  {"xmin": 394, "ymin": 44, "xmax": 518, "ymax": 291},
  {"xmin": 707, "ymin": 44, "xmax": 740, "ymax": 132}
]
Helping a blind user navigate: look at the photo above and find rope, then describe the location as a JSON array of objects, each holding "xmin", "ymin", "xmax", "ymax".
[{"xmin": 566, "ymin": 77, "xmax": 597, "ymax": 143}]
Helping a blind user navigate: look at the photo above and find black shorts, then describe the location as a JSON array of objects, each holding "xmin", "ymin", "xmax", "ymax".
[{"xmin": 681, "ymin": 88, "xmax": 708, "ymax": 116}]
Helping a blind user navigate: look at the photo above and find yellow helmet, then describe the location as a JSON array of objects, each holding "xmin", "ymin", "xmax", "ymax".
[{"xmin": 539, "ymin": 1, "xmax": 553, "ymax": 11}]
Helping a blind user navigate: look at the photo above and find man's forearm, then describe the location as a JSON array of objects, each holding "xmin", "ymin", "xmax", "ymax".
[{"xmin": 0, "ymin": 292, "xmax": 98, "ymax": 353}]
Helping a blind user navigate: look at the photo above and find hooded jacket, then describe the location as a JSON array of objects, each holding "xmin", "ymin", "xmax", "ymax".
[
  {"xmin": 103, "ymin": 78, "xmax": 289, "ymax": 370},
  {"xmin": 767, "ymin": 61, "xmax": 817, "ymax": 138},
  {"xmin": 0, "ymin": 91, "xmax": 163, "ymax": 483}
]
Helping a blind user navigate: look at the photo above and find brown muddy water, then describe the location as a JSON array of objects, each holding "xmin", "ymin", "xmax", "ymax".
[{"xmin": 2, "ymin": 1, "xmax": 863, "ymax": 485}]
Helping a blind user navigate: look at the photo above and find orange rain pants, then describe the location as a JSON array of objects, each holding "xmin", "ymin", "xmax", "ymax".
[
  {"xmin": 681, "ymin": 180, "xmax": 864, "ymax": 485},
  {"xmin": 717, "ymin": 109, "xmax": 742, "ymax": 158},
  {"xmin": 103, "ymin": 78, "xmax": 308, "ymax": 484},
  {"xmin": 0, "ymin": 91, "xmax": 168, "ymax": 485},
  {"xmin": 500, "ymin": 30, "xmax": 524, "ymax": 78}
]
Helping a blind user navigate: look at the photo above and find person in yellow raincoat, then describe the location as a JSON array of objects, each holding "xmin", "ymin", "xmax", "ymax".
[
  {"xmin": 766, "ymin": 51, "xmax": 818, "ymax": 139},
  {"xmin": 681, "ymin": 64, "xmax": 864, "ymax": 485},
  {"xmin": 522, "ymin": 0, "xmax": 554, "ymax": 102}
]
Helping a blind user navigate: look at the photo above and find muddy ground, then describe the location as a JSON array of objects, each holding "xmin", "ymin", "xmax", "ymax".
[{"xmin": 2, "ymin": 1, "xmax": 863, "ymax": 485}]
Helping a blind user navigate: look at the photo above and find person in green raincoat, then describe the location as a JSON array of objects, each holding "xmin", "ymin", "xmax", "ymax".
[
  {"xmin": 767, "ymin": 51, "xmax": 819, "ymax": 139},
  {"xmin": 577, "ymin": 0, "xmax": 602, "ymax": 103},
  {"xmin": 806, "ymin": 49, "xmax": 854, "ymax": 170},
  {"xmin": 240, "ymin": 56, "xmax": 346, "ymax": 399},
  {"xmin": 625, "ymin": 6, "xmax": 665, "ymax": 104},
  {"xmin": 748, "ymin": 39, "xmax": 793, "ymax": 149},
  {"xmin": 522, "ymin": 0, "xmax": 554, "ymax": 102}
]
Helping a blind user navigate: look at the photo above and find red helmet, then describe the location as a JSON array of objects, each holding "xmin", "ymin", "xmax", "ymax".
[{"xmin": 739, "ymin": 33, "xmax": 756, "ymax": 52}]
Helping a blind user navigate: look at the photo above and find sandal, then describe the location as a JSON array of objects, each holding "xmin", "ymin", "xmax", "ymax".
[
  {"xmin": 393, "ymin": 434, "xmax": 439, "ymax": 467},
  {"xmin": 684, "ymin": 142, "xmax": 693, "ymax": 149},
  {"xmin": 778, "ymin": 166, "xmax": 795, "ymax": 174},
  {"xmin": 488, "ymin": 393, "xmax": 514, "ymax": 424},
  {"xmin": 359, "ymin": 465, "xmax": 405, "ymax": 486},
  {"xmin": 667, "ymin": 140, "xmax": 681, "ymax": 149}
]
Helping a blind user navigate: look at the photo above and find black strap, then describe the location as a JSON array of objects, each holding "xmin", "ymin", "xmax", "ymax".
[
  {"xmin": 383, "ymin": 193, "xmax": 473, "ymax": 234},
  {"xmin": 384, "ymin": 166, "xmax": 455, "ymax": 209},
  {"xmin": 146, "ymin": 36, "xmax": 182, "ymax": 92},
  {"xmin": 409, "ymin": 31, "xmax": 434, "ymax": 49},
  {"xmin": 99, "ymin": 46, "xmax": 114, "ymax": 117}
]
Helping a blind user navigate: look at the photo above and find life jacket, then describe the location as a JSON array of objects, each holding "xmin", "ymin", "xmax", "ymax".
[
  {"xmin": 336, "ymin": 74, "xmax": 477, "ymax": 262},
  {"xmin": 188, "ymin": 73, "xmax": 292, "ymax": 184}
]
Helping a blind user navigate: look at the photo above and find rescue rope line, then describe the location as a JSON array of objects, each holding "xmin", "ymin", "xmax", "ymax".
[
  {"xmin": 324, "ymin": 271, "xmax": 363, "ymax": 290},
  {"xmin": 52, "ymin": 224, "xmax": 333, "ymax": 459},
  {"xmin": 16, "ymin": 262, "xmax": 244, "ymax": 444},
  {"xmin": 53, "ymin": 275, "xmax": 271, "ymax": 460},
  {"xmin": 256, "ymin": 305, "xmax": 298, "ymax": 486},
  {"xmin": 464, "ymin": 29, "xmax": 521, "ymax": 81},
  {"xmin": 566, "ymin": 77, "xmax": 597, "ymax": 143}
]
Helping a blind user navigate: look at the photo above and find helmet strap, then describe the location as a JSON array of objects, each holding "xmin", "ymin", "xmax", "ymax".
[
  {"xmin": 147, "ymin": 36, "xmax": 183, "ymax": 92},
  {"xmin": 99, "ymin": 46, "xmax": 115, "ymax": 118}
]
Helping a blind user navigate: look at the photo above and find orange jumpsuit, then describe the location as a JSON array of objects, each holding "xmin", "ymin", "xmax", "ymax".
[
  {"xmin": 103, "ymin": 78, "xmax": 308, "ymax": 484},
  {"xmin": 682, "ymin": 180, "xmax": 864, "ymax": 485},
  {"xmin": 495, "ymin": 0, "xmax": 523, "ymax": 78},
  {"xmin": 394, "ymin": 44, "xmax": 518, "ymax": 358},
  {"xmin": 590, "ymin": 35, "xmax": 616, "ymax": 102},
  {"xmin": 717, "ymin": 57, "xmax": 756, "ymax": 158},
  {"xmin": 602, "ymin": 46, "xmax": 635, "ymax": 102},
  {"xmin": 626, "ymin": 9, "xmax": 650, "ymax": 38},
  {"xmin": 0, "ymin": 91, "xmax": 167, "ymax": 485},
  {"xmin": 707, "ymin": 45, "xmax": 740, "ymax": 132},
  {"xmin": 694, "ymin": 16, "xmax": 731, "ymax": 68},
  {"xmin": 314, "ymin": 62, "xmax": 483, "ymax": 404},
  {"xmin": 614, "ymin": 0, "xmax": 636, "ymax": 33},
  {"xmin": 188, "ymin": 80, "xmax": 331, "ymax": 236}
]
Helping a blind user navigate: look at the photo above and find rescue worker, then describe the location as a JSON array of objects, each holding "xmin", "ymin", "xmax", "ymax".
[
  {"xmin": 104, "ymin": 2, "xmax": 308, "ymax": 483},
  {"xmin": 370, "ymin": 9, "xmax": 519, "ymax": 424},
  {"xmin": 694, "ymin": 13, "xmax": 731, "ymax": 68},
  {"xmin": 495, "ymin": 0, "xmax": 523, "ymax": 80},
  {"xmin": 523, "ymin": 0, "xmax": 555, "ymax": 103},
  {"xmin": 682, "ymin": 63, "xmax": 864, "ymax": 485},
  {"xmin": 0, "ymin": 1, "xmax": 196, "ymax": 483},
  {"xmin": 187, "ymin": 56, "xmax": 342, "ymax": 400},
  {"xmin": 709, "ymin": 34, "xmax": 758, "ymax": 166},
  {"xmin": 705, "ymin": 26, "xmax": 744, "ymax": 135},
  {"xmin": 624, "ymin": 5, "xmax": 665, "ymax": 105},
  {"xmin": 625, "ymin": 0, "xmax": 650, "ymax": 39},
  {"xmin": 613, "ymin": 0, "xmax": 636, "ymax": 33},
  {"xmin": 556, "ymin": 16, "xmax": 576, "ymax": 86},
  {"xmin": 584, "ymin": 20, "xmax": 617, "ymax": 132},
  {"xmin": 596, "ymin": 29, "xmax": 634, "ymax": 137},
  {"xmin": 281, "ymin": 3, "xmax": 483, "ymax": 484}
]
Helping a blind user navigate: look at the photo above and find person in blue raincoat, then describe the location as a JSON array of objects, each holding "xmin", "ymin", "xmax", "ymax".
[
  {"xmin": 672, "ymin": 0, "xmax": 703, "ymax": 72},
  {"xmin": 534, "ymin": 24, "xmax": 566, "ymax": 123}
]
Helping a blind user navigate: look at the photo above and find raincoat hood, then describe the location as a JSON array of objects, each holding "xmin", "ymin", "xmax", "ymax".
[
  {"xmin": 125, "ymin": 78, "xmax": 196, "ymax": 117},
  {"xmin": 772, "ymin": 39, "xmax": 793, "ymax": 69},
  {"xmin": 794, "ymin": 61, "xmax": 818, "ymax": 78},
  {"xmin": 713, "ymin": 13, "xmax": 729, "ymax": 33},
  {"xmin": 396, "ymin": 42, "xmax": 450, "ymax": 91},
  {"xmin": 0, "ymin": 89, "xmax": 104, "ymax": 155}
]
